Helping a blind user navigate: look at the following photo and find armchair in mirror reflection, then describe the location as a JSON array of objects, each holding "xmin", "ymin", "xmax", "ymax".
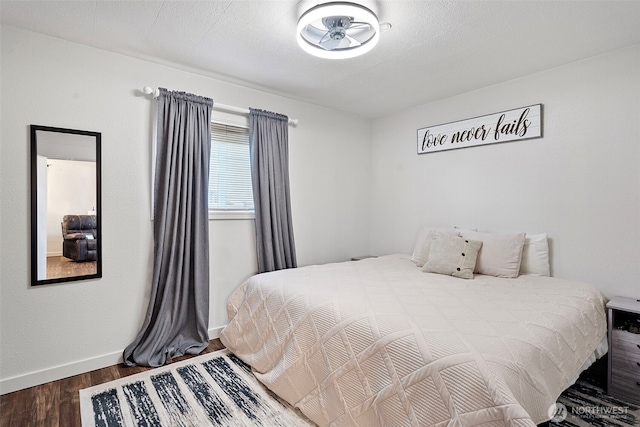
[{"xmin": 61, "ymin": 215, "xmax": 97, "ymax": 262}]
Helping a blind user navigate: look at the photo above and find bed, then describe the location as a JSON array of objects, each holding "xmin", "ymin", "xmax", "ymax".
[{"xmin": 220, "ymin": 235, "xmax": 608, "ymax": 426}]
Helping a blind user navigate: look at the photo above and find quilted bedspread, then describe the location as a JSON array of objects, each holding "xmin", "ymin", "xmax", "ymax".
[{"xmin": 220, "ymin": 255, "xmax": 608, "ymax": 427}]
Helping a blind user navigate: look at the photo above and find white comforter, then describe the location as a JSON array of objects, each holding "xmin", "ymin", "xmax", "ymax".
[{"xmin": 220, "ymin": 255, "xmax": 608, "ymax": 427}]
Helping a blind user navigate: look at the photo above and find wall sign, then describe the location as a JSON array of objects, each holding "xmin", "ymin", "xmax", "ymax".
[{"xmin": 417, "ymin": 104, "xmax": 542, "ymax": 154}]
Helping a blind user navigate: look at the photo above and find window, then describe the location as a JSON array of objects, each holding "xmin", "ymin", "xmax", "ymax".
[{"xmin": 208, "ymin": 121, "xmax": 254, "ymax": 219}]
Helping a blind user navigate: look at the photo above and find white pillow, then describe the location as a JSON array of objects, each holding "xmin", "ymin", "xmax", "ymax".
[
  {"xmin": 422, "ymin": 232, "xmax": 482, "ymax": 279},
  {"xmin": 411, "ymin": 228, "xmax": 431, "ymax": 265},
  {"xmin": 520, "ymin": 233, "xmax": 550, "ymax": 276},
  {"xmin": 459, "ymin": 230, "xmax": 526, "ymax": 278},
  {"xmin": 411, "ymin": 227, "xmax": 460, "ymax": 267}
]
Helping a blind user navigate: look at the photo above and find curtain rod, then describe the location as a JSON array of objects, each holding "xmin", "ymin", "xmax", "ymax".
[{"xmin": 142, "ymin": 86, "xmax": 298, "ymax": 126}]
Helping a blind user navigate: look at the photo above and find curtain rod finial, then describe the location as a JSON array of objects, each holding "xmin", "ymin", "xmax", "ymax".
[{"xmin": 143, "ymin": 86, "xmax": 160, "ymax": 98}]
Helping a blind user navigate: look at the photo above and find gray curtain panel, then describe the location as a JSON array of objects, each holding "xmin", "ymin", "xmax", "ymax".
[
  {"xmin": 124, "ymin": 88, "xmax": 213, "ymax": 367},
  {"xmin": 249, "ymin": 108, "xmax": 297, "ymax": 273}
]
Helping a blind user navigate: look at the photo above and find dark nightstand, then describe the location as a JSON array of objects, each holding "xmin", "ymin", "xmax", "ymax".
[{"xmin": 606, "ymin": 296, "xmax": 640, "ymax": 405}]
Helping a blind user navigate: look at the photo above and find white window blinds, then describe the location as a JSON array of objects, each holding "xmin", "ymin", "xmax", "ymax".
[{"xmin": 208, "ymin": 122, "xmax": 254, "ymax": 212}]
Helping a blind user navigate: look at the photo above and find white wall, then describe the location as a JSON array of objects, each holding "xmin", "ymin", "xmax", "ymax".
[
  {"xmin": 46, "ymin": 159, "xmax": 97, "ymax": 256},
  {"xmin": 2, "ymin": 23, "xmax": 637, "ymax": 395},
  {"xmin": 369, "ymin": 45, "xmax": 640, "ymax": 299},
  {"xmin": 36, "ymin": 156, "xmax": 48, "ymax": 278},
  {"xmin": 0, "ymin": 26, "xmax": 371, "ymax": 393}
]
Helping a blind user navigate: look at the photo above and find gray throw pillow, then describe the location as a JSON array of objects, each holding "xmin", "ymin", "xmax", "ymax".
[{"xmin": 422, "ymin": 231, "xmax": 482, "ymax": 279}]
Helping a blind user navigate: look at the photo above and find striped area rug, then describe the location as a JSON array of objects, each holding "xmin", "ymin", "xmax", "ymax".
[
  {"xmin": 79, "ymin": 349, "xmax": 315, "ymax": 427},
  {"xmin": 81, "ymin": 349, "xmax": 639, "ymax": 427},
  {"xmin": 552, "ymin": 370, "xmax": 640, "ymax": 427}
]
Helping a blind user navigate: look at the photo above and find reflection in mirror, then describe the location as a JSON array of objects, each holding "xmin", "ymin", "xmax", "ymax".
[{"xmin": 30, "ymin": 125, "xmax": 101, "ymax": 286}]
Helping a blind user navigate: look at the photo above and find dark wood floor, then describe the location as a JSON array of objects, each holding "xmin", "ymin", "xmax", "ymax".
[
  {"xmin": 0, "ymin": 341, "xmax": 613, "ymax": 427},
  {"xmin": 0, "ymin": 339, "xmax": 225, "ymax": 427}
]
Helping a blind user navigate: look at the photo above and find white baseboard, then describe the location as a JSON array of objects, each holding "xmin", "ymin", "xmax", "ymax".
[
  {"xmin": 0, "ymin": 325, "xmax": 226, "ymax": 395},
  {"xmin": 0, "ymin": 350, "xmax": 123, "ymax": 395},
  {"xmin": 208, "ymin": 325, "xmax": 225, "ymax": 340}
]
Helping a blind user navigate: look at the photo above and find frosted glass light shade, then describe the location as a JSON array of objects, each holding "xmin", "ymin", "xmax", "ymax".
[{"xmin": 297, "ymin": 2, "xmax": 380, "ymax": 59}]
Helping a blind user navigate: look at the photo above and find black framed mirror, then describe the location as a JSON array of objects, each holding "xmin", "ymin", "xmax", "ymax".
[{"xmin": 30, "ymin": 125, "xmax": 102, "ymax": 286}]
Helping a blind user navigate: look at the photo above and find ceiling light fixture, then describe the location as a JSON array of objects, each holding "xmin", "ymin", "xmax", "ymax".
[{"xmin": 297, "ymin": 2, "xmax": 380, "ymax": 60}]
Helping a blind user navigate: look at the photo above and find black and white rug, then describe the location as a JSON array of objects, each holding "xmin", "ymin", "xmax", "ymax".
[
  {"xmin": 79, "ymin": 349, "xmax": 314, "ymax": 427},
  {"xmin": 551, "ymin": 369, "xmax": 639, "ymax": 427},
  {"xmin": 80, "ymin": 349, "xmax": 639, "ymax": 427}
]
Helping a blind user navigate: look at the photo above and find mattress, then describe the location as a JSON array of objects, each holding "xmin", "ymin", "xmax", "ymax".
[{"xmin": 220, "ymin": 254, "xmax": 608, "ymax": 426}]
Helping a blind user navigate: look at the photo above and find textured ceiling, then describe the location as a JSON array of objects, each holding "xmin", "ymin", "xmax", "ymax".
[{"xmin": 2, "ymin": 0, "xmax": 639, "ymax": 118}]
